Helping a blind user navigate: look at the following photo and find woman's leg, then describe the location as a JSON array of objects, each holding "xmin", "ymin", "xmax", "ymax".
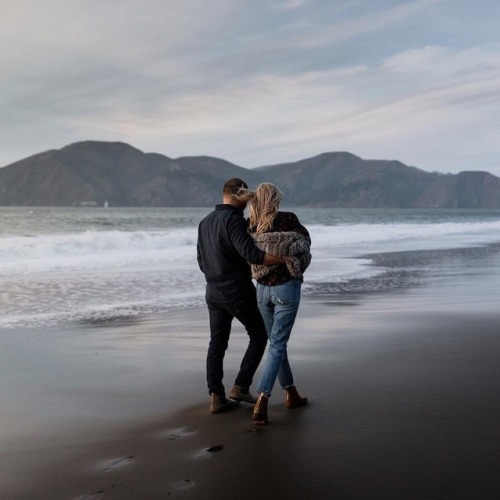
[
  {"xmin": 256, "ymin": 282, "xmax": 273, "ymax": 338},
  {"xmin": 278, "ymin": 346, "xmax": 294, "ymax": 389},
  {"xmin": 257, "ymin": 280, "xmax": 301, "ymax": 397}
]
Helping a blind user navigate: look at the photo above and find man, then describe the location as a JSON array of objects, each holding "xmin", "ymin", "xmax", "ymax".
[{"xmin": 197, "ymin": 178, "xmax": 285, "ymax": 414}]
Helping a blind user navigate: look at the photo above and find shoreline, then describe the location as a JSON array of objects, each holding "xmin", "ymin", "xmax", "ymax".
[{"xmin": 1, "ymin": 254, "xmax": 500, "ymax": 498}]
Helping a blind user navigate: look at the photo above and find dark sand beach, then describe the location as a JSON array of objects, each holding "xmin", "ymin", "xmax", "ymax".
[{"xmin": 1, "ymin": 248, "xmax": 500, "ymax": 499}]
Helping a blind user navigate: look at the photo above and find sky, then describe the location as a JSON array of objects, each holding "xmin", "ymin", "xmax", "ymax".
[{"xmin": 1, "ymin": 0, "xmax": 500, "ymax": 175}]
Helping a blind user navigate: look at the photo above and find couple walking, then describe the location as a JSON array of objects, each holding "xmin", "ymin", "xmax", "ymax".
[{"xmin": 197, "ymin": 178, "xmax": 311, "ymax": 425}]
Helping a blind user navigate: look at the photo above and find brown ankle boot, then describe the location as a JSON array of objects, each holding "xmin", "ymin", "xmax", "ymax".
[
  {"xmin": 285, "ymin": 386, "xmax": 308, "ymax": 409},
  {"xmin": 252, "ymin": 394, "xmax": 269, "ymax": 426},
  {"xmin": 210, "ymin": 393, "xmax": 239, "ymax": 414}
]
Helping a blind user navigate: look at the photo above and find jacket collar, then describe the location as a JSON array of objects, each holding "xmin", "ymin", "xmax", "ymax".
[{"xmin": 215, "ymin": 204, "xmax": 244, "ymax": 216}]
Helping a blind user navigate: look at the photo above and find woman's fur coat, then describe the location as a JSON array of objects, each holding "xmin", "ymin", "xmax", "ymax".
[{"xmin": 250, "ymin": 231, "xmax": 312, "ymax": 281}]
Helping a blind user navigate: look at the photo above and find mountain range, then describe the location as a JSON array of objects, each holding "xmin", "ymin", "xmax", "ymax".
[{"xmin": 1, "ymin": 141, "xmax": 499, "ymax": 208}]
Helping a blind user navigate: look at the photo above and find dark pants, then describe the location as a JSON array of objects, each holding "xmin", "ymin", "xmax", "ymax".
[{"xmin": 206, "ymin": 293, "xmax": 268, "ymax": 397}]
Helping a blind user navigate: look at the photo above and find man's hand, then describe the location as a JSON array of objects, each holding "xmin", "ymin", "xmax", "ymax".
[{"xmin": 262, "ymin": 253, "xmax": 286, "ymax": 265}]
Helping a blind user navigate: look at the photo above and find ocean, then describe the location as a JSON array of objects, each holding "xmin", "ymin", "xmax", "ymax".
[{"xmin": 1, "ymin": 206, "xmax": 500, "ymax": 329}]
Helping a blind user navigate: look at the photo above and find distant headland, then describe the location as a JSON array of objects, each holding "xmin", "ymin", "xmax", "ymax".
[{"xmin": 1, "ymin": 141, "xmax": 499, "ymax": 208}]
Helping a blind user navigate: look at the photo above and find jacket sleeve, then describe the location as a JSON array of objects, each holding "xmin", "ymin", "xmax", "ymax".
[
  {"xmin": 228, "ymin": 216, "xmax": 265, "ymax": 264},
  {"xmin": 196, "ymin": 242, "xmax": 204, "ymax": 272},
  {"xmin": 291, "ymin": 214, "xmax": 311, "ymax": 242},
  {"xmin": 279, "ymin": 212, "xmax": 311, "ymax": 243}
]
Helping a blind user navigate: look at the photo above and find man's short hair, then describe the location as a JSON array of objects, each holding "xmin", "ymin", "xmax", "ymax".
[{"xmin": 223, "ymin": 178, "xmax": 248, "ymax": 196}]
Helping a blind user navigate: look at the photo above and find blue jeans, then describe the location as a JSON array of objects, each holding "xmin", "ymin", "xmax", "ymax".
[{"xmin": 256, "ymin": 279, "xmax": 301, "ymax": 397}]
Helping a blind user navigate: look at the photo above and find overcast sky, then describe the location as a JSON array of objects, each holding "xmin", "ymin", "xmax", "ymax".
[{"xmin": 1, "ymin": 0, "xmax": 500, "ymax": 175}]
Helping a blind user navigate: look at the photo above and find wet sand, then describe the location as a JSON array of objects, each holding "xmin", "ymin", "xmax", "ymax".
[{"xmin": 1, "ymin": 260, "xmax": 500, "ymax": 499}]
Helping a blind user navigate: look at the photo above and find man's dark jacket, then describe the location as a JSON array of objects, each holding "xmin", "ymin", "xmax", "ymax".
[{"xmin": 197, "ymin": 204, "xmax": 265, "ymax": 303}]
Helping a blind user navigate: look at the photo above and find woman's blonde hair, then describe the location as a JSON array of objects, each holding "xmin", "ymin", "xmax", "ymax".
[{"xmin": 248, "ymin": 182, "xmax": 283, "ymax": 233}]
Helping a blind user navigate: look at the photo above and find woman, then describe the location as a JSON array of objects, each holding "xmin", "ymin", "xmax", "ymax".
[{"xmin": 247, "ymin": 182, "xmax": 311, "ymax": 426}]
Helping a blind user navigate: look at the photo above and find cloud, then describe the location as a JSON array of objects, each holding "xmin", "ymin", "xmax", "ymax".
[
  {"xmin": 1, "ymin": 0, "xmax": 500, "ymax": 175},
  {"xmin": 275, "ymin": 0, "xmax": 445, "ymax": 50},
  {"xmin": 382, "ymin": 45, "xmax": 449, "ymax": 72},
  {"xmin": 187, "ymin": 42, "xmax": 500, "ymax": 169},
  {"xmin": 272, "ymin": 0, "xmax": 306, "ymax": 10}
]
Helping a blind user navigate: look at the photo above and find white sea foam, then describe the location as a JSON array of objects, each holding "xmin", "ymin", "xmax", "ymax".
[
  {"xmin": 0, "ymin": 229, "xmax": 198, "ymax": 275},
  {"xmin": 2, "ymin": 220, "xmax": 499, "ymax": 276},
  {"xmin": 309, "ymin": 220, "xmax": 500, "ymax": 253},
  {"xmin": 2, "ymin": 209, "xmax": 500, "ymax": 329}
]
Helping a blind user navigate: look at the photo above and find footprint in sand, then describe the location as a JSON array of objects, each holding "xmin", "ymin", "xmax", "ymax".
[
  {"xmin": 77, "ymin": 481, "xmax": 125, "ymax": 499},
  {"xmin": 100, "ymin": 455, "xmax": 135, "ymax": 473},
  {"xmin": 195, "ymin": 444, "xmax": 224, "ymax": 460},
  {"xmin": 167, "ymin": 478, "xmax": 195, "ymax": 497},
  {"xmin": 163, "ymin": 426, "xmax": 198, "ymax": 441},
  {"xmin": 75, "ymin": 494, "xmax": 104, "ymax": 500}
]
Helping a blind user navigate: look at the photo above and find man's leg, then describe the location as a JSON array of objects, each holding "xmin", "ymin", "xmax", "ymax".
[
  {"xmin": 206, "ymin": 301, "xmax": 232, "ymax": 396},
  {"xmin": 231, "ymin": 294, "xmax": 268, "ymax": 391}
]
